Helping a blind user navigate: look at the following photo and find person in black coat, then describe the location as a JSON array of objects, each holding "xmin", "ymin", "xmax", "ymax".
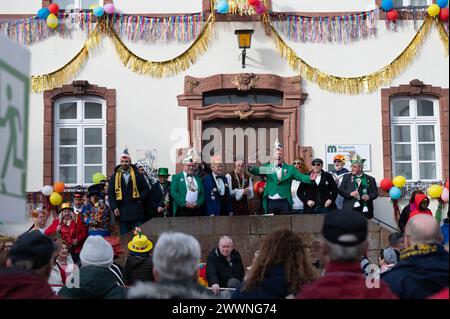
[
  {"xmin": 108, "ymin": 148, "xmax": 149, "ymax": 235},
  {"xmin": 338, "ymin": 154, "xmax": 378, "ymax": 219},
  {"xmin": 297, "ymin": 158, "xmax": 338, "ymax": 214},
  {"xmin": 206, "ymin": 236, "xmax": 244, "ymax": 295},
  {"xmin": 136, "ymin": 161, "xmax": 163, "ymax": 222},
  {"xmin": 381, "ymin": 214, "xmax": 449, "ymax": 299}
]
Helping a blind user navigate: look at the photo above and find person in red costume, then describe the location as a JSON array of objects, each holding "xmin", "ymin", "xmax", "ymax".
[{"xmin": 408, "ymin": 192, "xmax": 433, "ymax": 221}]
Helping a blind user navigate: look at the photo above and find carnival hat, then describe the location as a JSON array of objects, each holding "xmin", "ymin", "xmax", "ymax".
[
  {"xmin": 88, "ymin": 183, "xmax": 104, "ymax": 198},
  {"xmin": 58, "ymin": 202, "xmax": 74, "ymax": 214},
  {"xmin": 128, "ymin": 233, "xmax": 153, "ymax": 253},
  {"xmin": 157, "ymin": 168, "xmax": 171, "ymax": 176},
  {"xmin": 333, "ymin": 154, "xmax": 346, "ymax": 163},
  {"xmin": 121, "ymin": 147, "xmax": 131, "ymax": 159}
]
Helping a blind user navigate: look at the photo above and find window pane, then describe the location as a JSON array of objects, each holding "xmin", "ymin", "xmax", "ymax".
[
  {"xmin": 392, "ymin": 126, "xmax": 411, "ymax": 142},
  {"xmin": 394, "ymin": 144, "xmax": 412, "ymax": 161},
  {"xmin": 203, "ymin": 95, "xmax": 229, "ymax": 106},
  {"xmin": 54, "ymin": 0, "xmax": 74, "ymax": 10},
  {"xmin": 410, "ymin": 0, "xmax": 428, "ymax": 6},
  {"xmin": 392, "ymin": 100, "xmax": 410, "ymax": 117},
  {"xmin": 230, "ymin": 94, "xmax": 255, "ymax": 104},
  {"xmin": 60, "ymin": 147, "xmax": 77, "ymax": 164},
  {"xmin": 419, "ymin": 144, "xmax": 436, "ymax": 161},
  {"xmin": 255, "ymin": 94, "xmax": 283, "ymax": 105},
  {"xmin": 84, "ymin": 102, "xmax": 102, "ymax": 119},
  {"xmin": 419, "ymin": 163, "xmax": 436, "ymax": 180},
  {"xmin": 84, "ymin": 128, "xmax": 102, "ymax": 145},
  {"xmin": 417, "ymin": 100, "xmax": 434, "ymax": 116},
  {"xmin": 81, "ymin": 0, "xmax": 98, "ymax": 9},
  {"xmin": 84, "ymin": 166, "xmax": 102, "ymax": 184},
  {"xmin": 59, "ymin": 102, "xmax": 77, "ymax": 120},
  {"xmin": 394, "ymin": 163, "xmax": 412, "ymax": 180},
  {"xmin": 418, "ymin": 125, "xmax": 435, "ymax": 142},
  {"xmin": 85, "ymin": 147, "xmax": 102, "ymax": 164},
  {"xmin": 60, "ymin": 166, "xmax": 77, "ymax": 184},
  {"xmin": 60, "ymin": 128, "xmax": 77, "ymax": 145},
  {"xmin": 393, "ymin": 0, "xmax": 404, "ymax": 7}
]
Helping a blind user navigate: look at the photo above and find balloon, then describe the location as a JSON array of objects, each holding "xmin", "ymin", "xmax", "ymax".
[
  {"xmin": 381, "ymin": 0, "xmax": 394, "ymax": 11},
  {"xmin": 48, "ymin": 3, "xmax": 59, "ymax": 14},
  {"xmin": 89, "ymin": 4, "xmax": 100, "ymax": 10},
  {"xmin": 389, "ymin": 187, "xmax": 402, "ymax": 200},
  {"xmin": 217, "ymin": 0, "xmax": 229, "ymax": 14},
  {"xmin": 439, "ymin": 8, "xmax": 449, "ymax": 21},
  {"xmin": 386, "ymin": 9, "xmax": 399, "ymax": 21},
  {"xmin": 380, "ymin": 178, "xmax": 393, "ymax": 191},
  {"xmin": 428, "ymin": 4, "xmax": 441, "ymax": 17},
  {"xmin": 428, "ymin": 184, "xmax": 443, "ymax": 198},
  {"xmin": 92, "ymin": 172, "xmax": 107, "ymax": 184},
  {"xmin": 437, "ymin": 0, "xmax": 448, "ymax": 8},
  {"xmin": 392, "ymin": 176, "xmax": 407, "ymax": 188},
  {"xmin": 37, "ymin": 8, "xmax": 50, "ymax": 20},
  {"xmin": 53, "ymin": 181, "xmax": 65, "ymax": 193},
  {"xmin": 41, "ymin": 185, "xmax": 53, "ymax": 196},
  {"xmin": 93, "ymin": 6, "xmax": 104, "ymax": 17},
  {"xmin": 441, "ymin": 188, "xmax": 449, "ymax": 203},
  {"xmin": 104, "ymin": 3, "xmax": 115, "ymax": 14},
  {"xmin": 49, "ymin": 192, "xmax": 63, "ymax": 206},
  {"xmin": 255, "ymin": 3, "xmax": 266, "ymax": 14},
  {"xmin": 46, "ymin": 13, "xmax": 58, "ymax": 28},
  {"xmin": 446, "ymin": 179, "xmax": 449, "ymax": 189},
  {"xmin": 248, "ymin": 0, "xmax": 260, "ymax": 7}
]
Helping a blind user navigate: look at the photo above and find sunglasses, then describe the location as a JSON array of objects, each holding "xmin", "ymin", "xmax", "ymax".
[
  {"xmin": 293, "ymin": 162, "xmax": 301, "ymax": 165},
  {"xmin": 312, "ymin": 163, "xmax": 322, "ymax": 166}
]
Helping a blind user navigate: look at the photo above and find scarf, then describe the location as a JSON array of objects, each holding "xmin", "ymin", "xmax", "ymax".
[
  {"xmin": 115, "ymin": 167, "xmax": 140, "ymax": 201},
  {"xmin": 400, "ymin": 243, "xmax": 441, "ymax": 261}
]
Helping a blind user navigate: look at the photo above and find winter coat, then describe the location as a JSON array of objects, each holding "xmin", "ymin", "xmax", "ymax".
[
  {"xmin": 398, "ymin": 203, "xmax": 413, "ymax": 233},
  {"xmin": 408, "ymin": 193, "xmax": 433, "ymax": 221},
  {"xmin": 58, "ymin": 265, "xmax": 126, "ymax": 299},
  {"xmin": 206, "ymin": 248, "xmax": 245, "ymax": 288},
  {"xmin": 338, "ymin": 173, "xmax": 378, "ymax": 219},
  {"xmin": 44, "ymin": 217, "xmax": 87, "ymax": 254},
  {"xmin": 297, "ymin": 261, "xmax": 398, "ymax": 299},
  {"xmin": 127, "ymin": 280, "xmax": 212, "ymax": 299},
  {"xmin": 203, "ymin": 174, "xmax": 233, "ymax": 216},
  {"xmin": 0, "ymin": 268, "xmax": 59, "ymax": 299},
  {"xmin": 297, "ymin": 170, "xmax": 338, "ymax": 213},
  {"xmin": 381, "ymin": 244, "xmax": 449, "ymax": 299},
  {"xmin": 123, "ymin": 253, "xmax": 154, "ymax": 285},
  {"xmin": 232, "ymin": 265, "xmax": 292, "ymax": 299},
  {"xmin": 108, "ymin": 164, "xmax": 149, "ymax": 222}
]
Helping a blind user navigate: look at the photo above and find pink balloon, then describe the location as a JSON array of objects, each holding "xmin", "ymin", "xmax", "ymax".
[
  {"xmin": 104, "ymin": 3, "xmax": 115, "ymax": 14},
  {"xmin": 441, "ymin": 188, "xmax": 449, "ymax": 203},
  {"xmin": 256, "ymin": 3, "xmax": 266, "ymax": 14}
]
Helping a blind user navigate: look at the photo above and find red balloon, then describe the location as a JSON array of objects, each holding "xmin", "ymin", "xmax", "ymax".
[
  {"xmin": 48, "ymin": 3, "xmax": 59, "ymax": 14},
  {"xmin": 386, "ymin": 9, "xmax": 399, "ymax": 21},
  {"xmin": 380, "ymin": 178, "xmax": 393, "ymax": 192},
  {"xmin": 248, "ymin": 0, "xmax": 260, "ymax": 7},
  {"xmin": 446, "ymin": 179, "xmax": 449, "ymax": 190},
  {"xmin": 439, "ymin": 8, "xmax": 449, "ymax": 21}
]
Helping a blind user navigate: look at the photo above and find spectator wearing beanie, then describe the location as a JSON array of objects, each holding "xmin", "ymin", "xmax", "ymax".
[
  {"xmin": 0, "ymin": 230, "xmax": 58, "ymax": 299},
  {"xmin": 58, "ymin": 236, "xmax": 126, "ymax": 299},
  {"xmin": 379, "ymin": 247, "xmax": 398, "ymax": 274}
]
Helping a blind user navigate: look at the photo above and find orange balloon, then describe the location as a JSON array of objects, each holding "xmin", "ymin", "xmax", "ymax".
[{"xmin": 53, "ymin": 181, "xmax": 65, "ymax": 193}]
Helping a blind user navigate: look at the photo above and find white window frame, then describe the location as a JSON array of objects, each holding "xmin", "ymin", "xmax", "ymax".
[
  {"xmin": 54, "ymin": 0, "xmax": 105, "ymax": 10},
  {"xmin": 390, "ymin": 96, "xmax": 441, "ymax": 182},
  {"xmin": 393, "ymin": 0, "xmax": 432, "ymax": 7},
  {"xmin": 54, "ymin": 96, "xmax": 106, "ymax": 186}
]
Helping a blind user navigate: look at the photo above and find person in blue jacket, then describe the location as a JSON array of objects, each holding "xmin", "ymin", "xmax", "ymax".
[{"xmin": 203, "ymin": 156, "xmax": 233, "ymax": 216}]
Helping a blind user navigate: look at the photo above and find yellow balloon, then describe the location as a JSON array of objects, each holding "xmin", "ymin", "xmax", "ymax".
[
  {"xmin": 89, "ymin": 4, "xmax": 100, "ymax": 9},
  {"xmin": 49, "ymin": 192, "xmax": 63, "ymax": 206},
  {"xmin": 428, "ymin": 4, "xmax": 440, "ymax": 17},
  {"xmin": 392, "ymin": 175, "xmax": 406, "ymax": 188},
  {"xmin": 428, "ymin": 184, "xmax": 443, "ymax": 199},
  {"xmin": 46, "ymin": 13, "xmax": 58, "ymax": 29}
]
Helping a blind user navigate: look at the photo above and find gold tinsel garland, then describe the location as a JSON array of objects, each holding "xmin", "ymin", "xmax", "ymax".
[
  {"xmin": 436, "ymin": 19, "xmax": 449, "ymax": 57},
  {"xmin": 264, "ymin": 16, "xmax": 434, "ymax": 94}
]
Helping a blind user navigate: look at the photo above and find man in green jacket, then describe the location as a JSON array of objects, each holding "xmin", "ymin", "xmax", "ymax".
[
  {"xmin": 170, "ymin": 151, "xmax": 205, "ymax": 217},
  {"xmin": 248, "ymin": 140, "xmax": 316, "ymax": 214}
]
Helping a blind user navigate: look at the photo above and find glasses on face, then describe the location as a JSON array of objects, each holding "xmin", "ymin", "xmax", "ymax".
[
  {"xmin": 293, "ymin": 162, "xmax": 301, "ymax": 165},
  {"xmin": 312, "ymin": 163, "xmax": 322, "ymax": 167}
]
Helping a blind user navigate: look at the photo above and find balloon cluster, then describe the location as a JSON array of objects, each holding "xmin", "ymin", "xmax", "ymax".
[
  {"xmin": 428, "ymin": 0, "xmax": 449, "ymax": 21},
  {"xmin": 41, "ymin": 181, "xmax": 65, "ymax": 206},
  {"xmin": 381, "ymin": 0, "xmax": 398, "ymax": 22},
  {"xmin": 37, "ymin": 3, "xmax": 60, "ymax": 29},
  {"xmin": 428, "ymin": 181, "xmax": 449, "ymax": 203},
  {"xmin": 216, "ymin": 0, "xmax": 266, "ymax": 14},
  {"xmin": 90, "ymin": 3, "xmax": 116, "ymax": 17}
]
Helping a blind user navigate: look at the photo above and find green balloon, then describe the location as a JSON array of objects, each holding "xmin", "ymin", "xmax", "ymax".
[{"xmin": 92, "ymin": 172, "xmax": 106, "ymax": 184}]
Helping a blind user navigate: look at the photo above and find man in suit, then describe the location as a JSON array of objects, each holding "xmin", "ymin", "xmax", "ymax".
[
  {"xmin": 108, "ymin": 147, "xmax": 149, "ymax": 235},
  {"xmin": 298, "ymin": 158, "xmax": 338, "ymax": 214},
  {"xmin": 248, "ymin": 140, "xmax": 316, "ymax": 215},
  {"xmin": 339, "ymin": 152, "xmax": 378, "ymax": 219},
  {"xmin": 204, "ymin": 156, "xmax": 233, "ymax": 216},
  {"xmin": 170, "ymin": 151, "xmax": 205, "ymax": 217}
]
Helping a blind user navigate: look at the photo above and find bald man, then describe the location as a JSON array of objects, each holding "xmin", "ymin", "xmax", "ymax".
[{"xmin": 381, "ymin": 215, "xmax": 449, "ymax": 299}]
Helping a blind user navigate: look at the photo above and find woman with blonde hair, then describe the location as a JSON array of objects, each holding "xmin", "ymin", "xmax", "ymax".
[{"xmin": 232, "ymin": 229, "xmax": 318, "ymax": 299}]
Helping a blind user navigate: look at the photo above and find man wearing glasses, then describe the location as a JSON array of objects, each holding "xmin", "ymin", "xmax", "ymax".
[
  {"xmin": 329, "ymin": 154, "xmax": 349, "ymax": 210},
  {"xmin": 297, "ymin": 158, "xmax": 338, "ymax": 214}
]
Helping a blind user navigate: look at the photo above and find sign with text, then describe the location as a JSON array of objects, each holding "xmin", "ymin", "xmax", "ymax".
[
  {"xmin": 325, "ymin": 144, "xmax": 371, "ymax": 172},
  {"xmin": 0, "ymin": 33, "xmax": 30, "ymax": 223}
]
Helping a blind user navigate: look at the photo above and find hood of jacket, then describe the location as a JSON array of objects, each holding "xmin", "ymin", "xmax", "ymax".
[{"xmin": 413, "ymin": 193, "xmax": 429, "ymax": 211}]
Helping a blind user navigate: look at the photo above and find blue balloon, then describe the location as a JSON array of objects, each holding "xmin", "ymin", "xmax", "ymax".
[
  {"xmin": 381, "ymin": 0, "xmax": 394, "ymax": 11},
  {"xmin": 437, "ymin": 0, "xmax": 448, "ymax": 8},
  {"xmin": 389, "ymin": 186, "xmax": 402, "ymax": 200},
  {"xmin": 217, "ymin": 0, "xmax": 229, "ymax": 14},
  {"xmin": 93, "ymin": 6, "xmax": 104, "ymax": 17},
  {"xmin": 37, "ymin": 8, "xmax": 50, "ymax": 20}
]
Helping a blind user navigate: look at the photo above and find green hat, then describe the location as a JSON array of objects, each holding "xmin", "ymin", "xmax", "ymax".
[
  {"xmin": 157, "ymin": 168, "xmax": 170, "ymax": 176},
  {"xmin": 349, "ymin": 151, "xmax": 366, "ymax": 167}
]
